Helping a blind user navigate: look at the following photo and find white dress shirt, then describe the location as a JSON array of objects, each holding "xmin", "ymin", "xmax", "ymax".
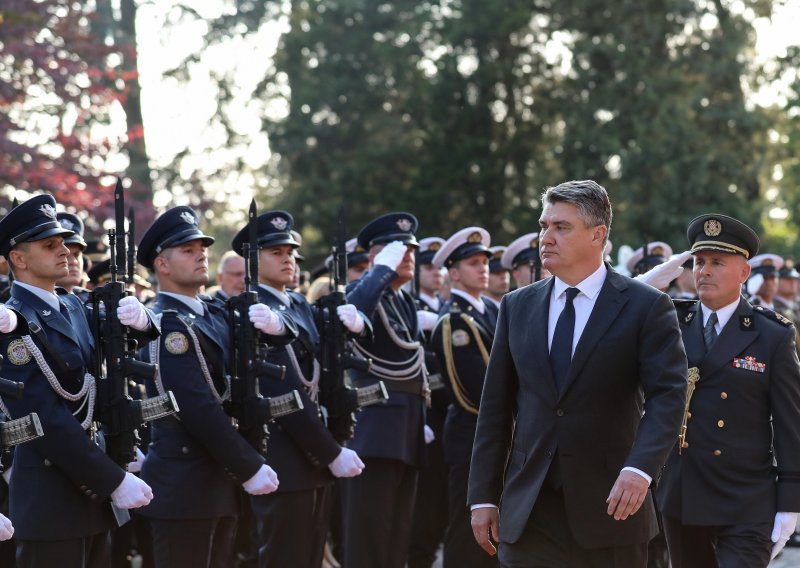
[{"xmin": 700, "ymin": 297, "xmax": 740, "ymax": 334}]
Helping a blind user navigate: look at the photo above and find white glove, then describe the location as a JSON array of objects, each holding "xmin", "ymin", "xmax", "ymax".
[
  {"xmin": 373, "ymin": 241, "xmax": 407, "ymax": 271},
  {"xmin": 243, "ymin": 464, "xmax": 279, "ymax": 495},
  {"xmin": 117, "ymin": 296, "xmax": 150, "ymax": 331},
  {"xmin": 328, "ymin": 447, "xmax": 365, "ymax": 478},
  {"xmin": 0, "ymin": 513, "xmax": 12, "ymax": 542},
  {"xmin": 771, "ymin": 511, "xmax": 799, "ymax": 559},
  {"xmin": 127, "ymin": 446, "xmax": 145, "ymax": 474},
  {"xmin": 111, "ymin": 472, "xmax": 154, "ymax": 509},
  {"xmin": 747, "ymin": 273, "xmax": 764, "ymax": 298},
  {"xmin": 249, "ymin": 303, "xmax": 285, "ymax": 335},
  {"xmin": 417, "ymin": 310, "xmax": 438, "ymax": 331},
  {"xmin": 337, "ymin": 304, "xmax": 365, "ymax": 334},
  {"xmin": 0, "ymin": 306, "xmax": 18, "ymax": 334},
  {"xmin": 424, "ymin": 424, "xmax": 435, "ymax": 444},
  {"xmin": 635, "ymin": 250, "xmax": 692, "ymax": 290}
]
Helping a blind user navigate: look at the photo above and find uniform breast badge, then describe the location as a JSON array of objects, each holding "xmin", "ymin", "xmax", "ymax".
[
  {"xmin": 164, "ymin": 332, "xmax": 190, "ymax": 355},
  {"xmin": 7, "ymin": 338, "xmax": 32, "ymax": 365},
  {"xmin": 451, "ymin": 329, "xmax": 470, "ymax": 347},
  {"xmin": 732, "ymin": 356, "xmax": 765, "ymax": 373}
]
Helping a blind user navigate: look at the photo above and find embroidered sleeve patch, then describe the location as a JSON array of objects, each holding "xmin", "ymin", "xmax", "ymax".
[
  {"xmin": 7, "ymin": 338, "xmax": 32, "ymax": 365},
  {"xmin": 164, "ymin": 332, "xmax": 189, "ymax": 355},
  {"xmin": 451, "ymin": 329, "xmax": 470, "ymax": 347}
]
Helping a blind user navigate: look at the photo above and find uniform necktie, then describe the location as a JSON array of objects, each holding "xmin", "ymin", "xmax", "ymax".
[
  {"xmin": 704, "ymin": 311, "xmax": 718, "ymax": 351},
  {"xmin": 550, "ymin": 287, "xmax": 579, "ymax": 391},
  {"xmin": 59, "ymin": 301, "xmax": 72, "ymax": 324}
]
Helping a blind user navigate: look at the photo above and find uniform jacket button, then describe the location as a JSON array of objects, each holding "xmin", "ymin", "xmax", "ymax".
[
  {"xmin": 181, "ymin": 447, "xmax": 189, "ymax": 455},
  {"xmin": 713, "ymin": 449, "xmax": 722, "ymax": 456},
  {"xmin": 85, "ymin": 489, "xmax": 92, "ymax": 496},
  {"xmin": 556, "ymin": 409, "xmax": 564, "ymax": 417},
  {"xmin": 43, "ymin": 459, "xmax": 52, "ymax": 467}
]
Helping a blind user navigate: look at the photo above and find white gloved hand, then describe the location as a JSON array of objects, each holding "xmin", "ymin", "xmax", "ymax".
[
  {"xmin": 424, "ymin": 424, "xmax": 435, "ymax": 444},
  {"xmin": 417, "ymin": 310, "xmax": 438, "ymax": 331},
  {"xmin": 249, "ymin": 303, "xmax": 285, "ymax": 335},
  {"xmin": 771, "ymin": 512, "xmax": 799, "ymax": 559},
  {"xmin": 243, "ymin": 464, "xmax": 279, "ymax": 495},
  {"xmin": 117, "ymin": 296, "xmax": 150, "ymax": 331},
  {"xmin": 0, "ymin": 306, "xmax": 18, "ymax": 334},
  {"xmin": 127, "ymin": 446, "xmax": 145, "ymax": 474},
  {"xmin": 111, "ymin": 472, "xmax": 154, "ymax": 509},
  {"xmin": 373, "ymin": 241, "xmax": 408, "ymax": 271},
  {"xmin": 337, "ymin": 304, "xmax": 365, "ymax": 334},
  {"xmin": 0, "ymin": 513, "xmax": 13, "ymax": 542},
  {"xmin": 635, "ymin": 250, "xmax": 692, "ymax": 290},
  {"xmin": 328, "ymin": 447, "xmax": 365, "ymax": 478}
]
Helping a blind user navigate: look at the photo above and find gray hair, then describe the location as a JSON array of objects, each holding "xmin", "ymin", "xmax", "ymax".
[{"xmin": 542, "ymin": 180, "xmax": 612, "ymax": 243}]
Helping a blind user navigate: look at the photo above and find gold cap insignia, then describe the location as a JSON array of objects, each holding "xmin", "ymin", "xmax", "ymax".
[
  {"xmin": 703, "ymin": 219, "xmax": 722, "ymax": 237},
  {"xmin": 493, "ymin": 250, "xmax": 503, "ymax": 259},
  {"xmin": 396, "ymin": 218, "xmax": 413, "ymax": 232},
  {"xmin": 164, "ymin": 332, "xmax": 190, "ymax": 355},
  {"xmin": 428, "ymin": 242, "xmax": 441, "ymax": 252},
  {"xmin": 530, "ymin": 238, "xmax": 539, "ymax": 248},
  {"xmin": 762, "ymin": 259, "xmax": 773, "ymax": 266},
  {"xmin": 7, "ymin": 339, "xmax": 32, "ymax": 365},
  {"xmin": 467, "ymin": 231, "xmax": 483, "ymax": 244},
  {"xmin": 651, "ymin": 246, "xmax": 664, "ymax": 256}
]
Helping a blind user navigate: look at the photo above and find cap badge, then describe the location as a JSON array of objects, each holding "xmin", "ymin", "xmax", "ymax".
[
  {"xmin": 493, "ymin": 250, "xmax": 503, "ymax": 259},
  {"xmin": 180, "ymin": 211, "xmax": 197, "ymax": 225},
  {"xmin": 428, "ymin": 242, "xmax": 441, "ymax": 252},
  {"xmin": 530, "ymin": 238, "xmax": 539, "ymax": 248},
  {"xmin": 396, "ymin": 218, "xmax": 412, "ymax": 232},
  {"xmin": 703, "ymin": 219, "xmax": 722, "ymax": 237},
  {"xmin": 270, "ymin": 217, "xmax": 288, "ymax": 230},
  {"xmin": 39, "ymin": 204, "xmax": 57, "ymax": 219},
  {"xmin": 59, "ymin": 219, "xmax": 75, "ymax": 231},
  {"xmin": 468, "ymin": 231, "xmax": 483, "ymax": 244},
  {"xmin": 651, "ymin": 246, "xmax": 664, "ymax": 256},
  {"xmin": 762, "ymin": 259, "xmax": 773, "ymax": 266}
]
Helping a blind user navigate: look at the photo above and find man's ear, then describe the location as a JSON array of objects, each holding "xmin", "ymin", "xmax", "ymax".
[{"xmin": 7, "ymin": 249, "xmax": 25, "ymax": 272}]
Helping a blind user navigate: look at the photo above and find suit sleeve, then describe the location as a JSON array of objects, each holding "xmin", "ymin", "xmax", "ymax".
[
  {"xmin": 467, "ymin": 295, "xmax": 518, "ymax": 505},
  {"xmin": 770, "ymin": 326, "xmax": 800, "ymax": 512},
  {"xmin": 625, "ymin": 291, "xmax": 688, "ymax": 479}
]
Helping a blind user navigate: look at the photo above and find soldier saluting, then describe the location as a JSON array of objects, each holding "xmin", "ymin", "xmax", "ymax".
[{"xmin": 0, "ymin": 194, "xmax": 156, "ymax": 567}]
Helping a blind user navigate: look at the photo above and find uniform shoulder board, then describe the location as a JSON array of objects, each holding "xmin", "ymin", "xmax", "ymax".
[{"xmin": 752, "ymin": 305, "xmax": 794, "ymax": 327}]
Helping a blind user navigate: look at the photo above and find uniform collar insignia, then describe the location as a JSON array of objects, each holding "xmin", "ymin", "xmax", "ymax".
[
  {"xmin": 740, "ymin": 315, "xmax": 753, "ymax": 330},
  {"xmin": 41, "ymin": 309, "xmax": 51, "ymax": 316}
]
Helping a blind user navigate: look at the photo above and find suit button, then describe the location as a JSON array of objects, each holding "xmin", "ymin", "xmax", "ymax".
[
  {"xmin": 713, "ymin": 449, "xmax": 722, "ymax": 456},
  {"xmin": 720, "ymin": 392, "xmax": 728, "ymax": 400},
  {"xmin": 181, "ymin": 447, "xmax": 189, "ymax": 454},
  {"xmin": 556, "ymin": 409, "xmax": 564, "ymax": 417},
  {"xmin": 43, "ymin": 459, "xmax": 52, "ymax": 467},
  {"xmin": 546, "ymin": 450, "xmax": 553, "ymax": 458},
  {"xmin": 717, "ymin": 420, "xmax": 725, "ymax": 428}
]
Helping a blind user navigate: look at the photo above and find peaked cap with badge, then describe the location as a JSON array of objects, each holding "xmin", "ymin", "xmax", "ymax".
[
  {"xmin": 57, "ymin": 212, "xmax": 87, "ymax": 249},
  {"xmin": 416, "ymin": 237, "xmax": 445, "ymax": 266},
  {"xmin": 686, "ymin": 214, "xmax": 760, "ymax": 259},
  {"xmin": 779, "ymin": 259, "xmax": 800, "ymax": 280},
  {"xmin": 432, "ymin": 227, "xmax": 491, "ymax": 269},
  {"xmin": 137, "ymin": 206, "xmax": 215, "ymax": 270},
  {"xmin": 501, "ymin": 232, "xmax": 539, "ymax": 270},
  {"xmin": 356, "ymin": 212, "xmax": 419, "ymax": 251},
  {"xmin": 231, "ymin": 210, "xmax": 299, "ymax": 256},
  {"xmin": 0, "ymin": 194, "xmax": 74, "ymax": 257},
  {"xmin": 748, "ymin": 253, "xmax": 783, "ymax": 277}
]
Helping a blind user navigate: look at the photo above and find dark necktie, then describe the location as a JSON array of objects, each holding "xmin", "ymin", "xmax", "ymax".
[
  {"xmin": 550, "ymin": 287, "xmax": 579, "ymax": 391},
  {"xmin": 59, "ymin": 301, "xmax": 72, "ymax": 324},
  {"xmin": 704, "ymin": 311, "xmax": 718, "ymax": 352}
]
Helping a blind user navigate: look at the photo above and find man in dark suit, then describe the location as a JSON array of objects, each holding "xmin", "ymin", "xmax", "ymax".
[
  {"xmin": 656, "ymin": 214, "xmax": 800, "ymax": 566},
  {"xmin": 468, "ymin": 180, "xmax": 687, "ymax": 567},
  {"xmin": 0, "ymin": 194, "xmax": 156, "ymax": 567},
  {"xmin": 430, "ymin": 226, "xmax": 498, "ymax": 568}
]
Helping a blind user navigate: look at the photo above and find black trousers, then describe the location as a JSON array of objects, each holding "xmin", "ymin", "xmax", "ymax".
[
  {"xmin": 341, "ymin": 458, "xmax": 418, "ymax": 568},
  {"xmin": 444, "ymin": 461, "xmax": 498, "ymax": 568},
  {"xmin": 17, "ymin": 531, "xmax": 111, "ymax": 568},
  {"xmin": 498, "ymin": 484, "xmax": 647, "ymax": 568},
  {"xmin": 408, "ymin": 435, "xmax": 448, "ymax": 568},
  {"xmin": 250, "ymin": 484, "xmax": 332, "ymax": 568},
  {"xmin": 149, "ymin": 516, "xmax": 236, "ymax": 568},
  {"xmin": 661, "ymin": 514, "xmax": 772, "ymax": 568}
]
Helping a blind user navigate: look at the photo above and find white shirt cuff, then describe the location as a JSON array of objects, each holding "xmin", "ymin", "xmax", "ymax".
[
  {"xmin": 470, "ymin": 503, "xmax": 498, "ymax": 511},
  {"xmin": 622, "ymin": 466, "xmax": 651, "ymax": 486}
]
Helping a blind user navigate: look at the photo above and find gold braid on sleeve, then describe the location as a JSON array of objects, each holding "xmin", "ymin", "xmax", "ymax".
[{"xmin": 441, "ymin": 314, "xmax": 479, "ymax": 415}]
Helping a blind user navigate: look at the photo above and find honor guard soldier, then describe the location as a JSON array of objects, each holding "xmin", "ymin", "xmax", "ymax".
[
  {"xmin": 501, "ymin": 232, "xmax": 548, "ymax": 288},
  {"xmin": 408, "ymin": 235, "xmax": 449, "ymax": 568},
  {"xmin": 775, "ymin": 260, "xmax": 800, "ymax": 323},
  {"xmin": 746, "ymin": 253, "xmax": 783, "ymax": 310},
  {"xmin": 484, "ymin": 245, "xmax": 509, "ymax": 309},
  {"xmin": 430, "ymin": 227, "xmax": 498, "ymax": 568},
  {"xmin": 342, "ymin": 213, "xmax": 428, "ymax": 568},
  {"xmin": 656, "ymin": 214, "xmax": 800, "ymax": 566},
  {"xmin": 231, "ymin": 210, "xmax": 366, "ymax": 568},
  {"xmin": 626, "ymin": 241, "xmax": 672, "ymax": 278},
  {"xmin": 55, "ymin": 212, "xmax": 91, "ymax": 302},
  {"xmin": 0, "ymin": 194, "xmax": 156, "ymax": 568},
  {"xmin": 135, "ymin": 206, "xmax": 291, "ymax": 567}
]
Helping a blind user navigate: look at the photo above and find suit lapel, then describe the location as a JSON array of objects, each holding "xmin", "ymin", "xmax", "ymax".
[
  {"xmin": 558, "ymin": 270, "xmax": 629, "ymax": 400},
  {"xmin": 701, "ymin": 298, "xmax": 758, "ymax": 379}
]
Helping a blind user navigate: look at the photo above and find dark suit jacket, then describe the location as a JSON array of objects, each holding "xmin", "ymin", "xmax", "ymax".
[
  {"xmin": 467, "ymin": 267, "xmax": 687, "ymax": 548},
  {"xmin": 657, "ymin": 297, "xmax": 800, "ymax": 524}
]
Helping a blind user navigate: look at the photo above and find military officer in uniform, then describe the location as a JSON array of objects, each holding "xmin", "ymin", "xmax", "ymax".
[
  {"xmin": 626, "ymin": 242, "xmax": 672, "ymax": 279},
  {"xmin": 135, "ymin": 206, "xmax": 289, "ymax": 568},
  {"xmin": 55, "ymin": 212, "xmax": 91, "ymax": 302},
  {"xmin": 656, "ymin": 214, "xmax": 800, "ymax": 566},
  {"xmin": 430, "ymin": 227, "xmax": 498, "ymax": 568},
  {"xmin": 343, "ymin": 213, "xmax": 428, "ymax": 568},
  {"xmin": 483, "ymin": 245, "xmax": 509, "ymax": 309},
  {"xmin": 231, "ymin": 210, "xmax": 366, "ymax": 568},
  {"xmin": 0, "ymin": 194, "xmax": 155, "ymax": 567},
  {"xmin": 501, "ymin": 232, "xmax": 549, "ymax": 288}
]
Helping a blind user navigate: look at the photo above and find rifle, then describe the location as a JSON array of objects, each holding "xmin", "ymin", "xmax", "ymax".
[
  {"xmin": 0, "ymin": 378, "xmax": 44, "ymax": 455},
  {"xmin": 225, "ymin": 200, "xmax": 303, "ymax": 453},
  {"xmin": 316, "ymin": 208, "xmax": 387, "ymax": 444},
  {"xmin": 91, "ymin": 179, "xmax": 178, "ymax": 467}
]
